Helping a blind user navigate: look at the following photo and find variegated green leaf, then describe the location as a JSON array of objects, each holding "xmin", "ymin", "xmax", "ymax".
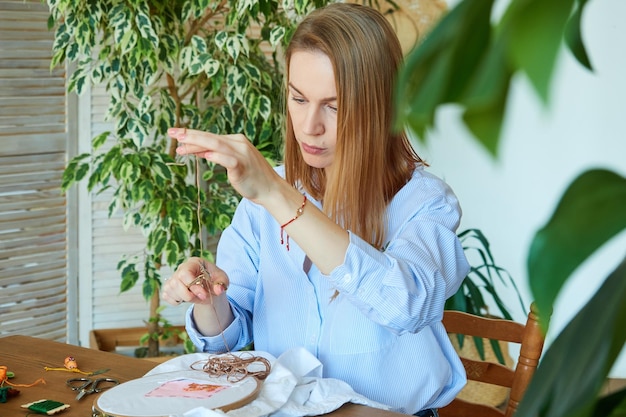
[
  {"xmin": 244, "ymin": 63, "xmax": 261, "ymax": 85},
  {"xmin": 120, "ymin": 30, "xmax": 138, "ymax": 55},
  {"xmin": 258, "ymin": 95, "xmax": 271, "ymax": 120},
  {"xmin": 119, "ymin": 262, "xmax": 139, "ymax": 293},
  {"xmin": 245, "ymin": 91, "xmax": 260, "ymax": 122},
  {"xmin": 146, "ymin": 198, "xmax": 163, "ymax": 218},
  {"xmin": 135, "ymin": 11, "xmax": 159, "ymax": 49},
  {"xmin": 203, "ymin": 57, "xmax": 220, "ymax": 77},
  {"xmin": 189, "ymin": 60, "xmax": 204, "ymax": 75},
  {"xmin": 180, "ymin": 45, "xmax": 194, "ymax": 72},
  {"xmin": 165, "ymin": 240, "xmax": 180, "ymax": 266},
  {"xmin": 226, "ymin": 36, "xmax": 241, "ymax": 61},
  {"xmin": 91, "ymin": 64, "xmax": 104, "ymax": 84},
  {"xmin": 144, "ymin": 65, "xmax": 160, "ymax": 86},
  {"xmin": 152, "ymin": 161, "xmax": 172, "ymax": 182},
  {"xmin": 76, "ymin": 20, "xmax": 90, "ymax": 48},
  {"xmin": 226, "ymin": 66, "xmax": 247, "ymax": 103},
  {"xmin": 142, "ymin": 278, "xmax": 157, "ymax": 301},
  {"xmin": 269, "ymin": 26, "xmax": 285, "ymax": 47},
  {"xmin": 151, "ymin": 228, "xmax": 167, "ymax": 256},
  {"xmin": 66, "ymin": 42, "xmax": 79, "ymax": 60},
  {"xmin": 92, "ymin": 131, "xmax": 110, "ymax": 150},
  {"xmin": 293, "ymin": 0, "xmax": 309, "ymax": 15},
  {"xmin": 68, "ymin": 68, "xmax": 87, "ymax": 95},
  {"xmin": 112, "ymin": 9, "xmax": 131, "ymax": 45},
  {"xmin": 215, "ymin": 30, "xmax": 228, "ymax": 50},
  {"xmin": 191, "ymin": 35, "xmax": 207, "ymax": 53},
  {"xmin": 52, "ymin": 23, "xmax": 70, "ymax": 53},
  {"xmin": 244, "ymin": 119, "xmax": 255, "ymax": 139},
  {"xmin": 122, "ymin": 210, "xmax": 135, "ymax": 231},
  {"xmin": 137, "ymin": 94, "xmax": 152, "ymax": 115},
  {"xmin": 119, "ymin": 160, "xmax": 141, "ymax": 183},
  {"xmin": 236, "ymin": 0, "xmax": 256, "ymax": 16},
  {"xmin": 238, "ymin": 34, "xmax": 250, "ymax": 57},
  {"xmin": 177, "ymin": 206, "xmax": 195, "ymax": 235}
]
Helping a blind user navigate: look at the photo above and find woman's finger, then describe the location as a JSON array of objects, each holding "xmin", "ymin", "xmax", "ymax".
[{"xmin": 167, "ymin": 258, "xmax": 230, "ymax": 303}]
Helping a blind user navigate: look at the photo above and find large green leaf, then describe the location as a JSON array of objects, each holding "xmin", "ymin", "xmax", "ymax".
[
  {"xmin": 395, "ymin": 0, "xmax": 495, "ymax": 139},
  {"xmin": 564, "ymin": 0, "xmax": 593, "ymax": 71},
  {"xmin": 460, "ymin": 39, "xmax": 511, "ymax": 155},
  {"xmin": 516, "ymin": 256, "xmax": 626, "ymax": 417},
  {"xmin": 592, "ymin": 387, "xmax": 626, "ymax": 417},
  {"xmin": 528, "ymin": 169, "xmax": 626, "ymax": 328},
  {"xmin": 395, "ymin": 0, "xmax": 592, "ymax": 155},
  {"xmin": 503, "ymin": 0, "xmax": 575, "ymax": 102}
]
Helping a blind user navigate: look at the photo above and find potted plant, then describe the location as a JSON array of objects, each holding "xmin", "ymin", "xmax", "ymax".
[
  {"xmin": 447, "ymin": 228, "xmax": 525, "ymax": 361},
  {"xmin": 449, "ymin": 229, "xmax": 525, "ymax": 319},
  {"xmin": 447, "ymin": 228, "xmax": 526, "ymax": 408},
  {"xmin": 395, "ymin": 0, "xmax": 626, "ymax": 416},
  {"xmin": 50, "ymin": 0, "xmax": 332, "ymax": 357}
]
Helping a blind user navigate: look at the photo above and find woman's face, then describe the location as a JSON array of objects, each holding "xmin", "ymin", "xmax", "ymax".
[{"xmin": 287, "ymin": 50, "xmax": 338, "ymax": 171}]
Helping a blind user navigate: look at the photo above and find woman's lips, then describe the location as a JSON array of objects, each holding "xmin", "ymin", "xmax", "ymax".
[{"xmin": 301, "ymin": 142, "xmax": 326, "ymax": 155}]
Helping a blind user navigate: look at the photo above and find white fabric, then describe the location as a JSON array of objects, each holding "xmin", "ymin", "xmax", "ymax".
[{"xmin": 143, "ymin": 347, "xmax": 390, "ymax": 417}]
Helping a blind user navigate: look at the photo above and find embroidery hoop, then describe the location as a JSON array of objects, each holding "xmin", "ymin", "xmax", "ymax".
[{"xmin": 92, "ymin": 370, "xmax": 261, "ymax": 417}]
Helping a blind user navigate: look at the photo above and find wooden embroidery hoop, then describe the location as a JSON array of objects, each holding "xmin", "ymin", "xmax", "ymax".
[{"xmin": 92, "ymin": 371, "xmax": 262, "ymax": 417}]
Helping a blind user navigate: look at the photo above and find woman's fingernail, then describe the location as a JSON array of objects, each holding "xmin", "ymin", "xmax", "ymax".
[{"xmin": 168, "ymin": 127, "xmax": 186, "ymax": 140}]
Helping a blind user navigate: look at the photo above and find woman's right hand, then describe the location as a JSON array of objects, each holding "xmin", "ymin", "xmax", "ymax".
[
  {"xmin": 162, "ymin": 257, "xmax": 230, "ymax": 306},
  {"xmin": 168, "ymin": 128, "xmax": 283, "ymax": 207}
]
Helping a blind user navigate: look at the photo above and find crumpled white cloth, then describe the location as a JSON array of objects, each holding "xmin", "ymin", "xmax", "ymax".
[{"xmin": 144, "ymin": 347, "xmax": 390, "ymax": 417}]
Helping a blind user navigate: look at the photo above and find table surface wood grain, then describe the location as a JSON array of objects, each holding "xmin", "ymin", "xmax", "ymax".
[{"xmin": 0, "ymin": 335, "xmax": 404, "ymax": 417}]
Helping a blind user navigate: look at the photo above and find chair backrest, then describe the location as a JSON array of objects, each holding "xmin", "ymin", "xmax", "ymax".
[{"xmin": 438, "ymin": 303, "xmax": 545, "ymax": 417}]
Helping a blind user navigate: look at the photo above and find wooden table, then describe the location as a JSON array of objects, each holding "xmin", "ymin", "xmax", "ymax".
[{"xmin": 0, "ymin": 335, "xmax": 404, "ymax": 417}]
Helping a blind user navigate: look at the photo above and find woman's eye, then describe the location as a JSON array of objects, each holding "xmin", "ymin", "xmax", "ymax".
[
  {"xmin": 327, "ymin": 104, "xmax": 337, "ymax": 113},
  {"xmin": 291, "ymin": 96, "xmax": 306, "ymax": 104}
]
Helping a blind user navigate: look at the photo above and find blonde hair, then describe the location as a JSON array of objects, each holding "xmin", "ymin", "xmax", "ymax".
[{"xmin": 284, "ymin": 3, "xmax": 423, "ymax": 249}]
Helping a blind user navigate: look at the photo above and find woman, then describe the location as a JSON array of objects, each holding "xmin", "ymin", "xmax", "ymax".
[{"xmin": 162, "ymin": 3, "xmax": 469, "ymax": 415}]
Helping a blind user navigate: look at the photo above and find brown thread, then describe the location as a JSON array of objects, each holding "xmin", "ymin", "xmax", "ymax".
[
  {"xmin": 179, "ymin": 137, "xmax": 271, "ymax": 381},
  {"xmin": 190, "ymin": 353, "xmax": 271, "ymax": 383}
]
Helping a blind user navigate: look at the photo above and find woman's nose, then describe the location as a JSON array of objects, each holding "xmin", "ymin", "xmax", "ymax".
[{"xmin": 302, "ymin": 107, "xmax": 325, "ymax": 136}]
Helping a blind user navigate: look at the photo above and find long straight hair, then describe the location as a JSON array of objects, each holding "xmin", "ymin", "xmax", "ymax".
[{"xmin": 284, "ymin": 3, "xmax": 423, "ymax": 249}]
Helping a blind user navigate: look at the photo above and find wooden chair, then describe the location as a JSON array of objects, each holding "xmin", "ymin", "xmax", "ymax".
[{"xmin": 438, "ymin": 303, "xmax": 545, "ymax": 417}]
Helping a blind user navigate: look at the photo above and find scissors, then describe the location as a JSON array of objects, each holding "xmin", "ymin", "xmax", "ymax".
[{"xmin": 66, "ymin": 377, "xmax": 119, "ymax": 400}]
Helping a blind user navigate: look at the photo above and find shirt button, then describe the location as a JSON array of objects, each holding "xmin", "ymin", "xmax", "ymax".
[{"xmin": 343, "ymin": 273, "xmax": 352, "ymax": 283}]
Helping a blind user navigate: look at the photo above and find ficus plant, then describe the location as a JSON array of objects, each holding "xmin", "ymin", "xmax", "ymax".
[
  {"xmin": 395, "ymin": 0, "xmax": 626, "ymax": 416},
  {"xmin": 51, "ymin": 0, "xmax": 331, "ymax": 357}
]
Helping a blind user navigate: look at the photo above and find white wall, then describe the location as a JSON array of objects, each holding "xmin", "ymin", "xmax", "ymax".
[{"xmin": 414, "ymin": 0, "xmax": 626, "ymax": 377}]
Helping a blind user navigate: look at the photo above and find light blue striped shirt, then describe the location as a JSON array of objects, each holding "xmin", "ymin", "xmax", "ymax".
[{"xmin": 186, "ymin": 165, "xmax": 469, "ymax": 414}]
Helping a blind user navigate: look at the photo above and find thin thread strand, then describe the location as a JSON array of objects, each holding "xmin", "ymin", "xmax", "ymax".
[{"xmin": 188, "ymin": 151, "xmax": 271, "ymax": 382}]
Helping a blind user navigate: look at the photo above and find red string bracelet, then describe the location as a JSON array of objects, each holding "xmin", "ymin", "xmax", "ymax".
[{"xmin": 280, "ymin": 195, "xmax": 307, "ymax": 251}]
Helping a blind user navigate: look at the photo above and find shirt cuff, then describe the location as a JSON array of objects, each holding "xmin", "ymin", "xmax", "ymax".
[
  {"xmin": 185, "ymin": 303, "xmax": 244, "ymax": 353},
  {"xmin": 325, "ymin": 231, "xmax": 389, "ymax": 295}
]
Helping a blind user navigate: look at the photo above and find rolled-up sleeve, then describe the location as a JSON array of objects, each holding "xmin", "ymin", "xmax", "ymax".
[{"xmin": 325, "ymin": 171, "xmax": 470, "ymax": 334}]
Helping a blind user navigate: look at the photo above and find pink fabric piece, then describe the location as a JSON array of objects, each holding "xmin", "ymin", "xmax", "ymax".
[{"xmin": 146, "ymin": 379, "xmax": 229, "ymax": 399}]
